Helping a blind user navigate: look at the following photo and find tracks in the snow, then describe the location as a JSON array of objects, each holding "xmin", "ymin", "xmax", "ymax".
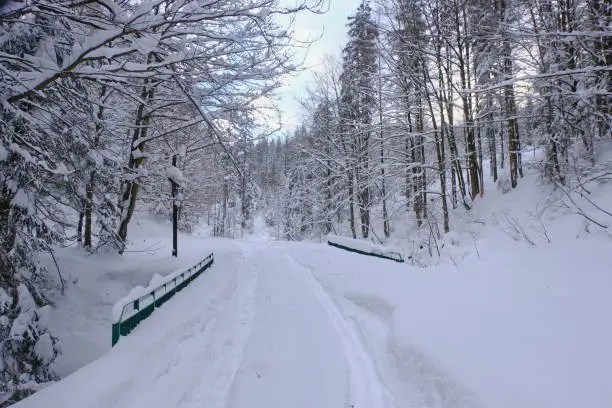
[{"xmin": 285, "ymin": 253, "xmax": 397, "ymax": 408}]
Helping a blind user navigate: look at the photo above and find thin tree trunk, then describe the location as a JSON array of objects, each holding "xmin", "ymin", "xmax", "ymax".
[
  {"xmin": 377, "ymin": 49, "xmax": 390, "ymax": 238},
  {"xmin": 488, "ymin": 101, "xmax": 498, "ymax": 182},
  {"xmin": 423, "ymin": 63, "xmax": 450, "ymax": 232},
  {"xmin": 325, "ymin": 163, "xmax": 333, "ymax": 235},
  {"xmin": 437, "ymin": 61, "xmax": 456, "ymax": 209},
  {"xmin": 356, "ymin": 131, "xmax": 370, "ymax": 239},
  {"xmin": 84, "ymin": 176, "xmax": 93, "ymax": 249},
  {"xmin": 457, "ymin": 40, "xmax": 480, "ymax": 199},
  {"xmin": 405, "ymin": 112, "xmax": 413, "ymax": 213},
  {"xmin": 171, "ymin": 154, "xmax": 178, "ymax": 257},
  {"xmin": 77, "ymin": 211, "xmax": 84, "ymax": 243},
  {"xmin": 117, "ymin": 78, "xmax": 156, "ymax": 252},
  {"xmin": 380, "ymin": 133, "xmax": 389, "ymax": 237},
  {"xmin": 500, "ymin": 105, "xmax": 506, "ymax": 169},
  {"xmin": 425, "ymin": 91, "xmax": 450, "ymax": 233},
  {"xmin": 441, "ymin": 48, "xmax": 469, "ymax": 208},
  {"xmin": 500, "ymin": 0, "xmax": 522, "ymax": 188},
  {"xmin": 347, "ymin": 171, "xmax": 356, "ymax": 239},
  {"xmin": 84, "ymin": 85, "xmax": 107, "ymax": 249},
  {"xmin": 421, "ymin": 135, "xmax": 427, "ymax": 219},
  {"xmin": 477, "ymin": 119, "xmax": 484, "ymax": 196}
]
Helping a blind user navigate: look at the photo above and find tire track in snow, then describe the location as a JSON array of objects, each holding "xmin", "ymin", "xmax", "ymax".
[
  {"xmin": 285, "ymin": 253, "xmax": 397, "ymax": 408},
  {"xmin": 286, "ymin": 246, "xmax": 482, "ymax": 408},
  {"xmin": 184, "ymin": 246, "xmax": 260, "ymax": 408}
]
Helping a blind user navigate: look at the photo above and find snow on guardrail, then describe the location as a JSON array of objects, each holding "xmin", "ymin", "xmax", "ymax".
[
  {"xmin": 327, "ymin": 235, "xmax": 404, "ymax": 263},
  {"xmin": 111, "ymin": 253, "xmax": 214, "ymax": 346}
]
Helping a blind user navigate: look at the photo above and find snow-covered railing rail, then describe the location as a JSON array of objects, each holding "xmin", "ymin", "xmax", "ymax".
[
  {"xmin": 111, "ymin": 253, "xmax": 214, "ymax": 346},
  {"xmin": 327, "ymin": 235, "xmax": 404, "ymax": 263}
]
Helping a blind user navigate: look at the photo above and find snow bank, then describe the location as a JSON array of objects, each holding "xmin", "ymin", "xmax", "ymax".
[
  {"xmin": 327, "ymin": 234, "xmax": 404, "ymax": 262},
  {"xmin": 40, "ymin": 215, "xmax": 223, "ymax": 377},
  {"xmin": 289, "ymin": 231, "xmax": 612, "ymax": 408}
]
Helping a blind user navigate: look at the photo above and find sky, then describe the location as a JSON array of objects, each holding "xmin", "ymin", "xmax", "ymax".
[{"xmin": 275, "ymin": 0, "xmax": 362, "ymax": 132}]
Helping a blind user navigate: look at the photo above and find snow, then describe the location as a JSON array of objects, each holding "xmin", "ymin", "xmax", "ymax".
[
  {"xmin": 328, "ymin": 234, "xmax": 403, "ymax": 262},
  {"xmin": 10, "ymin": 189, "xmax": 33, "ymax": 213},
  {"xmin": 34, "ymin": 333, "xmax": 55, "ymax": 365},
  {"xmin": 9, "ymin": 285, "xmax": 36, "ymax": 340},
  {"xmin": 14, "ymin": 171, "xmax": 612, "ymax": 408},
  {"xmin": 284, "ymin": 230, "xmax": 612, "ymax": 408},
  {"xmin": 166, "ymin": 165, "xmax": 185, "ymax": 185},
  {"xmin": 112, "ymin": 254, "xmax": 213, "ymax": 323},
  {"xmin": 112, "ymin": 286, "xmax": 146, "ymax": 323},
  {"xmin": 39, "ymin": 215, "xmax": 220, "ymax": 377},
  {"xmin": 0, "ymin": 145, "xmax": 8, "ymax": 162},
  {"xmin": 0, "ymin": 288, "xmax": 12, "ymax": 312}
]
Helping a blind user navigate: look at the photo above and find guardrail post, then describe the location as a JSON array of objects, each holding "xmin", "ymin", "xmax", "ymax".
[{"xmin": 112, "ymin": 322, "xmax": 120, "ymax": 347}]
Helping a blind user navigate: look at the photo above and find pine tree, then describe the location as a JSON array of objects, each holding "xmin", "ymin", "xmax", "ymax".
[{"xmin": 340, "ymin": 1, "xmax": 379, "ymax": 238}]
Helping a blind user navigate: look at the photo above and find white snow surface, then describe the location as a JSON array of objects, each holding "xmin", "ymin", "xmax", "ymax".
[
  {"xmin": 17, "ymin": 236, "xmax": 612, "ymax": 408},
  {"xmin": 40, "ymin": 215, "xmax": 216, "ymax": 376},
  {"xmin": 17, "ymin": 175, "xmax": 612, "ymax": 408}
]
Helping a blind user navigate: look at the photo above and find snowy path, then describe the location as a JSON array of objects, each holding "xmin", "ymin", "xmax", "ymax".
[
  {"xmin": 284, "ymin": 251, "xmax": 396, "ymax": 408},
  {"xmin": 15, "ymin": 240, "xmax": 399, "ymax": 408}
]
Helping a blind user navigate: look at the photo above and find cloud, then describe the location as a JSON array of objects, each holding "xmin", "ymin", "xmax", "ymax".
[{"xmin": 274, "ymin": 0, "xmax": 360, "ymax": 131}]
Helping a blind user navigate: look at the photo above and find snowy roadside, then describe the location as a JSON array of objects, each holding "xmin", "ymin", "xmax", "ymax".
[
  {"xmin": 41, "ymin": 216, "xmax": 217, "ymax": 377},
  {"xmin": 285, "ymin": 229, "xmax": 612, "ymax": 408},
  {"xmin": 23, "ymin": 161, "xmax": 612, "ymax": 407}
]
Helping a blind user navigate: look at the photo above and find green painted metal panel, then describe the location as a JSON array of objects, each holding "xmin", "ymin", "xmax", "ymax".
[
  {"xmin": 328, "ymin": 241, "xmax": 404, "ymax": 263},
  {"xmin": 112, "ymin": 253, "xmax": 214, "ymax": 346}
]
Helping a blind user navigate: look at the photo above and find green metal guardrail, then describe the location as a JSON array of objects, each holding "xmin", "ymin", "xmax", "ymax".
[
  {"xmin": 328, "ymin": 241, "xmax": 404, "ymax": 263},
  {"xmin": 111, "ymin": 253, "xmax": 214, "ymax": 346}
]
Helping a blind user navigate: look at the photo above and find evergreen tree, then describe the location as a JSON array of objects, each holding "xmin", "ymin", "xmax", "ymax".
[{"xmin": 339, "ymin": 1, "xmax": 379, "ymax": 238}]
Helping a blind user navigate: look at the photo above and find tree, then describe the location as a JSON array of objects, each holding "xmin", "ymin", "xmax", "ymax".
[{"xmin": 340, "ymin": 0, "xmax": 379, "ymax": 238}]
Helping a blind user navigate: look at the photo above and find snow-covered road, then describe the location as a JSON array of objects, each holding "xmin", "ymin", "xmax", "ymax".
[
  {"xmin": 15, "ymin": 240, "xmax": 399, "ymax": 408},
  {"xmin": 15, "ymin": 235, "xmax": 612, "ymax": 408}
]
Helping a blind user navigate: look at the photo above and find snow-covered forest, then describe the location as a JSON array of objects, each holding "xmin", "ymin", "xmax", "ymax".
[
  {"xmin": 0, "ymin": 0, "xmax": 610, "ymax": 406},
  {"xmin": 0, "ymin": 0, "xmax": 325, "ymax": 401},
  {"xmin": 265, "ymin": 0, "xmax": 610, "ymax": 241}
]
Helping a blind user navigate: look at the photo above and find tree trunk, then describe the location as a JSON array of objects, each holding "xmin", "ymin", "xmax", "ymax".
[
  {"xmin": 423, "ymin": 64, "xmax": 450, "ymax": 232},
  {"xmin": 441, "ymin": 49, "xmax": 469, "ymax": 208},
  {"xmin": 325, "ymin": 164, "xmax": 333, "ymax": 235},
  {"xmin": 500, "ymin": 0, "xmax": 522, "ymax": 188},
  {"xmin": 380, "ymin": 133, "xmax": 389, "ymax": 237},
  {"xmin": 356, "ymin": 131, "xmax": 370, "ymax": 239},
  {"xmin": 83, "ymin": 175, "xmax": 93, "ymax": 249},
  {"xmin": 487, "ymin": 101, "xmax": 498, "ymax": 182},
  {"xmin": 477, "ymin": 120, "xmax": 484, "ymax": 196},
  {"xmin": 84, "ymin": 85, "xmax": 107, "ymax": 250},
  {"xmin": 117, "ymin": 79, "xmax": 156, "ymax": 252},
  {"xmin": 347, "ymin": 170, "xmax": 356, "ymax": 239},
  {"xmin": 457, "ymin": 43, "xmax": 480, "ymax": 199},
  {"xmin": 77, "ymin": 211, "xmax": 84, "ymax": 243},
  {"xmin": 378, "ymin": 50, "xmax": 390, "ymax": 238},
  {"xmin": 424, "ymin": 84, "xmax": 450, "ymax": 233},
  {"xmin": 171, "ymin": 154, "xmax": 178, "ymax": 257},
  {"xmin": 405, "ymin": 112, "xmax": 413, "ymax": 212}
]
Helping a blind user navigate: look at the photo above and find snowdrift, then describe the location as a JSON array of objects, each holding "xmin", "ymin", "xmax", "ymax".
[
  {"xmin": 288, "ymin": 229, "xmax": 612, "ymax": 408},
  {"xmin": 327, "ymin": 234, "xmax": 404, "ymax": 263}
]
